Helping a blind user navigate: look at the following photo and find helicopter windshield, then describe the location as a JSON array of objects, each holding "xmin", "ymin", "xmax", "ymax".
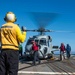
[
  {"xmin": 27, "ymin": 39, "xmax": 34, "ymax": 45},
  {"xmin": 39, "ymin": 38, "xmax": 46, "ymax": 45},
  {"xmin": 35, "ymin": 40, "xmax": 39, "ymax": 44}
]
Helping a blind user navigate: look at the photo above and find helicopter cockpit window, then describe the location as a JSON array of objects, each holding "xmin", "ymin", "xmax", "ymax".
[
  {"xmin": 35, "ymin": 40, "xmax": 39, "ymax": 44},
  {"xmin": 27, "ymin": 39, "xmax": 34, "ymax": 45},
  {"xmin": 40, "ymin": 39, "xmax": 46, "ymax": 45}
]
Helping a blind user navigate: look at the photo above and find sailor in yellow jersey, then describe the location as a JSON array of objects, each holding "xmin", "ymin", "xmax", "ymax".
[{"xmin": 0, "ymin": 12, "xmax": 26, "ymax": 75}]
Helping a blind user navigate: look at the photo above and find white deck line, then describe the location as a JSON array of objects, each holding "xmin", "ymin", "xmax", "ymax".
[{"xmin": 18, "ymin": 71, "xmax": 75, "ymax": 74}]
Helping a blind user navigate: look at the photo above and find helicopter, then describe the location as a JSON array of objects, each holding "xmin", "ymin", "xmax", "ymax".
[
  {"xmin": 25, "ymin": 28, "xmax": 60, "ymax": 59},
  {"xmin": 24, "ymin": 12, "xmax": 60, "ymax": 59}
]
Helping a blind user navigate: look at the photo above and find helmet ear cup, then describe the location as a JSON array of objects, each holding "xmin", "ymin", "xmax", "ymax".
[
  {"xmin": 15, "ymin": 16, "xmax": 17, "ymax": 22},
  {"xmin": 4, "ymin": 16, "xmax": 7, "ymax": 21}
]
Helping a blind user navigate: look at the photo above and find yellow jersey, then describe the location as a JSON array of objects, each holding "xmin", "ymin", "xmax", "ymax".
[{"xmin": 0, "ymin": 22, "xmax": 26, "ymax": 50}]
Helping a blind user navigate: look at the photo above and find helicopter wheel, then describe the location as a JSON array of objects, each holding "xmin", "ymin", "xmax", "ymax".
[{"xmin": 47, "ymin": 53, "xmax": 53, "ymax": 59}]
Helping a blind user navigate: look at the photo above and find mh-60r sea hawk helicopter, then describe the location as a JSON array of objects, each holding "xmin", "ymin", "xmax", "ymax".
[
  {"xmin": 25, "ymin": 27, "xmax": 59, "ymax": 59},
  {"xmin": 24, "ymin": 12, "xmax": 60, "ymax": 59}
]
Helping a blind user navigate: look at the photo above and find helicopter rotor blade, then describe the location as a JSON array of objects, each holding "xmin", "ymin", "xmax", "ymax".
[
  {"xmin": 25, "ymin": 29, "xmax": 46, "ymax": 32},
  {"xmin": 25, "ymin": 12, "xmax": 75, "ymax": 34},
  {"xmin": 25, "ymin": 29, "xmax": 37, "ymax": 32},
  {"xmin": 27, "ymin": 12, "xmax": 59, "ymax": 28},
  {"xmin": 44, "ymin": 30, "xmax": 75, "ymax": 33},
  {"xmin": 51, "ymin": 30, "xmax": 75, "ymax": 33},
  {"xmin": 25, "ymin": 29, "xmax": 75, "ymax": 33}
]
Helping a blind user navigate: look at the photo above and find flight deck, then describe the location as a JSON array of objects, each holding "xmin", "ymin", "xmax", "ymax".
[{"xmin": 18, "ymin": 55, "xmax": 75, "ymax": 75}]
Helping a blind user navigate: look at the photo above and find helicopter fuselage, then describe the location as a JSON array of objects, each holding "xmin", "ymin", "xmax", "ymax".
[{"xmin": 25, "ymin": 35, "xmax": 57, "ymax": 59}]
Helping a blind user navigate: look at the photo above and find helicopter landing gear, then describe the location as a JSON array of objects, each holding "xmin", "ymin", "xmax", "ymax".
[{"xmin": 47, "ymin": 53, "xmax": 53, "ymax": 59}]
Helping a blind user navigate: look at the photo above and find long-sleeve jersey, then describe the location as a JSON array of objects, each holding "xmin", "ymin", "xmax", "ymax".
[
  {"xmin": 32, "ymin": 42, "xmax": 39, "ymax": 51},
  {"xmin": 60, "ymin": 44, "xmax": 65, "ymax": 51},
  {"xmin": 0, "ymin": 22, "xmax": 26, "ymax": 50}
]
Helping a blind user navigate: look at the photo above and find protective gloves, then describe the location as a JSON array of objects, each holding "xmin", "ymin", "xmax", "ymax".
[{"xmin": 21, "ymin": 26, "xmax": 26, "ymax": 31}]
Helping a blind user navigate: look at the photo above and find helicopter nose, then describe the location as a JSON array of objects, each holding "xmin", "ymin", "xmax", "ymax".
[{"xmin": 44, "ymin": 47, "xmax": 47, "ymax": 54}]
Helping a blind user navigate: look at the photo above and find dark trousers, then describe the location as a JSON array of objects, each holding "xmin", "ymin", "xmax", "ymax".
[
  {"xmin": 0, "ymin": 49, "xmax": 19, "ymax": 75},
  {"xmin": 67, "ymin": 51, "xmax": 71, "ymax": 59},
  {"xmin": 33, "ymin": 51, "xmax": 40, "ymax": 65},
  {"xmin": 19, "ymin": 50, "xmax": 22, "ymax": 56}
]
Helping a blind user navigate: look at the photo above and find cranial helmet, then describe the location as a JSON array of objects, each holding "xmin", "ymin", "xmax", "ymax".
[{"xmin": 4, "ymin": 12, "xmax": 17, "ymax": 22}]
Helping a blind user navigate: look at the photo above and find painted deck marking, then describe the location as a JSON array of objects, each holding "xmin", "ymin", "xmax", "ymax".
[{"xmin": 18, "ymin": 71, "xmax": 75, "ymax": 74}]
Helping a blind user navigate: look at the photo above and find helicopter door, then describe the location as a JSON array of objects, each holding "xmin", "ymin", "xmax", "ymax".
[{"xmin": 39, "ymin": 39, "xmax": 48, "ymax": 57}]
